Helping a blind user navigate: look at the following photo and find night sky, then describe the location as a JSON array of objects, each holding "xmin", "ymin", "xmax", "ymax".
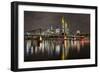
[{"xmin": 24, "ymin": 11, "xmax": 90, "ymax": 34}]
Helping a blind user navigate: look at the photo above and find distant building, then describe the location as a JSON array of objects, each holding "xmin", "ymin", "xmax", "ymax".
[
  {"xmin": 61, "ymin": 16, "xmax": 70, "ymax": 35},
  {"xmin": 76, "ymin": 30, "xmax": 80, "ymax": 35}
]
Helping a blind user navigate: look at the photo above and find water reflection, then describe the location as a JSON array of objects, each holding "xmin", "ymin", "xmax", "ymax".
[{"xmin": 24, "ymin": 36, "xmax": 90, "ymax": 61}]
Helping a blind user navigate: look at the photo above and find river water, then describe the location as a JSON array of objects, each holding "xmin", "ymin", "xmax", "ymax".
[{"xmin": 24, "ymin": 38, "xmax": 90, "ymax": 62}]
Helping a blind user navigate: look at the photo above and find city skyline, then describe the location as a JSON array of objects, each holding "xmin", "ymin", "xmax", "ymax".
[
  {"xmin": 24, "ymin": 11, "xmax": 90, "ymax": 34},
  {"xmin": 24, "ymin": 11, "xmax": 90, "ymax": 62}
]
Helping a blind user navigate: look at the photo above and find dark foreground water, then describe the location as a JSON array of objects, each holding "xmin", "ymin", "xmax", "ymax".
[{"xmin": 24, "ymin": 39, "xmax": 90, "ymax": 62}]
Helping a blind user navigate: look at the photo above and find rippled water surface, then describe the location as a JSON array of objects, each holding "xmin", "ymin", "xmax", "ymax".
[{"xmin": 24, "ymin": 38, "xmax": 90, "ymax": 62}]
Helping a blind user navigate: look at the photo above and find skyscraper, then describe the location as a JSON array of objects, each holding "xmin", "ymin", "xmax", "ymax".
[{"xmin": 61, "ymin": 16, "xmax": 69, "ymax": 35}]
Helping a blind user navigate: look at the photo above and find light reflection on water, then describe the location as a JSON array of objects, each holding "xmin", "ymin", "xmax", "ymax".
[{"xmin": 24, "ymin": 37, "xmax": 90, "ymax": 61}]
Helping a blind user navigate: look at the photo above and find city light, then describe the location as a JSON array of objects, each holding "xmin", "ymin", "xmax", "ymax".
[{"xmin": 24, "ymin": 16, "xmax": 90, "ymax": 61}]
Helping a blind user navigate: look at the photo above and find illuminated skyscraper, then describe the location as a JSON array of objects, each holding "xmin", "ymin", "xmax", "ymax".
[{"xmin": 61, "ymin": 16, "xmax": 69, "ymax": 35}]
